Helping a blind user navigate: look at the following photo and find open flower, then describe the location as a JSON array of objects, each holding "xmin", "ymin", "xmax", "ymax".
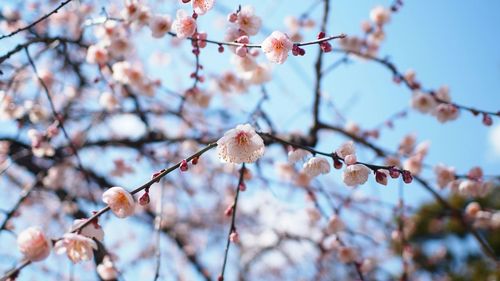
[
  {"xmin": 288, "ymin": 148, "xmax": 312, "ymax": 163},
  {"xmin": 217, "ymin": 124, "xmax": 265, "ymax": 164},
  {"xmin": 172, "ymin": 9, "xmax": 196, "ymax": 39},
  {"xmin": 236, "ymin": 5, "xmax": 261, "ymax": 35},
  {"xmin": 192, "ymin": 0, "xmax": 215, "ymax": 15},
  {"xmin": 17, "ymin": 227, "xmax": 52, "ymax": 262},
  {"xmin": 149, "ymin": 14, "xmax": 172, "ymax": 38},
  {"xmin": 411, "ymin": 91, "xmax": 437, "ymax": 113},
  {"xmin": 54, "ymin": 233, "xmax": 97, "ymax": 263},
  {"xmin": 102, "ymin": 186, "xmax": 135, "ymax": 218},
  {"xmin": 370, "ymin": 6, "xmax": 391, "ymax": 26},
  {"xmin": 262, "ymin": 31, "xmax": 293, "ymax": 64},
  {"xmin": 302, "ymin": 157, "xmax": 331, "ymax": 177},
  {"xmin": 342, "ymin": 164, "xmax": 370, "ymax": 186}
]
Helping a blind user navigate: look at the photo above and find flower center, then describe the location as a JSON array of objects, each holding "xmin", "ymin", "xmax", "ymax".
[{"xmin": 235, "ymin": 131, "xmax": 249, "ymax": 145}]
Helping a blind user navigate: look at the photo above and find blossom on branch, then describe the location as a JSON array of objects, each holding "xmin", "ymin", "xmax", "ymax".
[
  {"xmin": 172, "ymin": 9, "xmax": 196, "ymax": 39},
  {"xmin": 262, "ymin": 31, "xmax": 293, "ymax": 64},
  {"xmin": 54, "ymin": 233, "xmax": 97, "ymax": 263},
  {"xmin": 102, "ymin": 186, "xmax": 136, "ymax": 218},
  {"xmin": 17, "ymin": 227, "xmax": 52, "ymax": 262},
  {"xmin": 217, "ymin": 124, "xmax": 265, "ymax": 164}
]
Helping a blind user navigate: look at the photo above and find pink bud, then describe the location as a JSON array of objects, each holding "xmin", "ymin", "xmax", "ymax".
[
  {"xmin": 482, "ymin": 113, "xmax": 493, "ymax": 126},
  {"xmin": 235, "ymin": 45, "xmax": 248, "ymax": 57},
  {"xmin": 139, "ymin": 192, "xmax": 150, "ymax": 206},
  {"xmin": 218, "ymin": 45, "xmax": 224, "ymax": 53},
  {"xmin": 320, "ymin": 42, "xmax": 332, "ymax": 53},
  {"xmin": 227, "ymin": 13, "xmax": 237, "ymax": 23},
  {"xmin": 402, "ymin": 170, "xmax": 413, "ymax": 184},
  {"xmin": 152, "ymin": 169, "xmax": 165, "ymax": 183},
  {"xmin": 333, "ymin": 158, "xmax": 343, "ymax": 169},
  {"xmin": 344, "ymin": 154, "xmax": 357, "ymax": 165},
  {"xmin": 237, "ymin": 35, "xmax": 249, "ymax": 44},
  {"xmin": 191, "ymin": 157, "xmax": 199, "ymax": 165},
  {"xmin": 224, "ymin": 205, "xmax": 233, "ymax": 217},
  {"xmin": 192, "ymin": 12, "xmax": 198, "ymax": 19},
  {"xmin": 180, "ymin": 159, "xmax": 188, "ymax": 172},
  {"xmin": 317, "ymin": 31, "xmax": 326, "ymax": 39},
  {"xmin": 218, "ymin": 275, "xmax": 224, "ymax": 281},
  {"xmin": 229, "ymin": 231, "xmax": 240, "ymax": 243},
  {"xmin": 239, "ymin": 183, "xmax": 246, "ymax": 191},
  {"xmin": 375, "ymin": 170, "xmax": 388, "ymax": 186},
  {"xmin": 389, "ymin": 167, "xmax": 400, "ymax": 179}
]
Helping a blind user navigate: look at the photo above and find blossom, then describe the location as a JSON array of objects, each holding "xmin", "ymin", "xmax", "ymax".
[
  {"xmin": 99, "ymin": 92, "xmax": 119, "ymax": 111},
  {"xmin": 434, "ymin": 164, "xmax": 456, "ymax": 188},
  {"xmin": 149, "ymin": 15, "xmax": 172, "ymax": 38},
  {"xmin": 465, "ymin": 202, "xmax": 481, "ymax": 217},
  {"xmin": 17, "ymin": 227, "xmax": 52, "ymax": 262},
  {"xmin": 102, "ymin": 186, "xmax": 135, "ymax": 218},
  {"xmin": 370, "ymin": 6, "xmax": 391, "ymax": 26},
  {"xmin": 217, "ymin": 124, "xmax": 265, "ymax": 164},
  {"xmin": 302, "ymin": 157, "xmax": 331, "ymax": 177},
  {"xmin": 236, "ymin": 5, "xmax": 261, "ymax": 35},
  {"xmin": 243, "ymin": 63, "xmax": 272, "ymax": 85},
  {"xmin": 336, "ymin": 141, "xmax": 356, "ymax": 158},
  {"xmin": 398, "ymin": 134, "xmax": 416, "ymax": 155},
  {"xmin": 288, "ymin": 148, "xmax": 311, "ymax": 163},
  {"xmin": 172, "ymin": 9, "xmax": 196, "ymax": 39},
  {"xmin": 86, "ymin": 45, "xmax": 109, "ymax": 65},
  {"xmin": 338, "ymin": 246, "xmax": 357, "ymax": 263},
  {"xmin": 71, "ymin": 219, "xmax": 104, "ymax": 242},
  {"xmin": 326, "ymin": 214, "xmax": 344, "ymax": 233},
  {"xmin": 261, "ymin": 31, "xmax": 293, "ymax": 64},
  {"xmin": 192, "ymin": 0, "xmax": 215, "ymax": 15},
  {"xmin": 54, "ymin": 233, "xmax": 97, "ymax": 263},
  {"xmin": 411, "ymin": 91, "xmax": 437, "ymax": 113},
  {"xmin": 403, "ymin": 155, "xmax": 423, "ymax": 175},
  {"xmin": 433, "ymin": 104, "xmax": 459, "ymax": 123},
  {"xmin": 97, "ymin": 256, "xmax": 118, "ymax": 281},
  {"xmin": 342, "ymin": 164, "xmax": 370, "ymax": 186}
]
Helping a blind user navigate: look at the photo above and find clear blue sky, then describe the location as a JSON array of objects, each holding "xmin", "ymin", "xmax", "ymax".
[{"xmin": 1, "ymin": 0, "xmax": 499, "ymax": 280}]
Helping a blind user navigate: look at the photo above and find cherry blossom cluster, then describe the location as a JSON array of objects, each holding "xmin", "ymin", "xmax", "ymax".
[
  {"xmin": 465, "ymin": 201, "xmax": 500, "ymax": 229},
  {"xmin": 339, "ymin": 5, "xmax": 393, "ymax": 57},
  {"xmin": 436, "ymin": 166, "xmax": 494, "ymax": 198}
]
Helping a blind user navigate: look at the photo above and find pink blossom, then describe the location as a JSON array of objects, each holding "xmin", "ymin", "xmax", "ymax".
[
  {"xmin": 17, "ymin": 227, "xmax": 52, "ymax": 262},
  {"xmin": 326, "ymin": 214, "xmax": 344, "ymax": 233},
  {"xmin": 287, "ymin": 148, "xmax": 312, "ymax": 163},
  {"xmin": 434, "ymin": 164, "xmax": 456, "ymax": 188},
  {"xmin": 433, "ymin": 103, "xmax": 459, "ymax": 123},
  {"xmin": 370, "ymin": 6, "xmax": 391, "ymax": 26},
  {"xmin": 236, "ymin": 5, "xmax": 261, "ymax": 35},
  {"xmin": 102, "ymin": 186, "xmax": 135, "ymax": 218},
  {"xmin": 217, "ymin": 124, "xmax": 265, "ymax": 164},
  {"xmin": 172, "ymin": 9, "xmax": 196, "ymax": 39},
  {"xmin": 336, "ymin": 141, "xmax": 356, "ymax": 158},
  {"xmin": 97, "ymin": 256, "xmax": 118, "ymax": 281},
  {"xmin": 338, "ymin": 246, "xmax": 357, "ymax": 263},
  {"xmin": 86, "ymin": 45, "xmax": 109, "ymax": 65},
  {"xmin": 342, "ymin": 164, "xmax": 370, "ymax": 187},
  {"xmin": 465, "ymin": 202, "xmax": 481, "ymax": 217},
  {"xmin": 261, "ymin": 31, "xmax": 293, "ymax": 64},
  {"xmin": 411, "ymin": 91, "xmax": 437, "ymax": 113},
  {"xmin": 192, "ymin": 0, "xmax": 215, "ymax": 15},
  {"xmin": 54, "ymin": 233, "xmax": 97, "ymax": 263},
  {"xmin": 302, "ymin": 157, "xmax": 331, "ymax": 177},
  {"xmin": 149, "ymin": 15, "xmax": 172, "ymax": 38}
]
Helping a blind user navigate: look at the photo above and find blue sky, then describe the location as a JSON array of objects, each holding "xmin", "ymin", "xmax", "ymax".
[{"xmin": 1, "ymin": 0, "xmax": 500, "ymax": 280}]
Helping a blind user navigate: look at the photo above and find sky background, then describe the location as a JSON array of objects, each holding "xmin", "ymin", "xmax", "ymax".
[{"xmin": 1, "ymin": 0, "xmax": 500, "ymax": 280}]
